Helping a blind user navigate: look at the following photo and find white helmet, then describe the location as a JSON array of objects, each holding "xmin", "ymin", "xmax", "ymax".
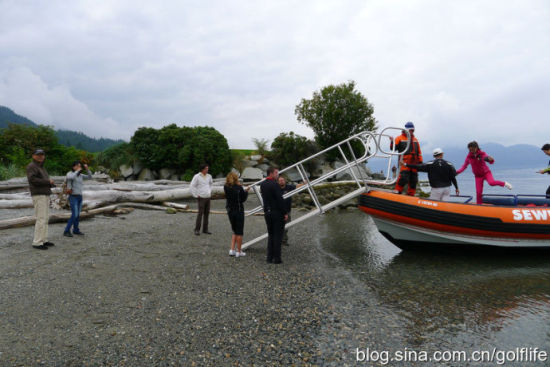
[{"xmin": 433, "ymin": 148, "xmax": 444, "ymax": 156}]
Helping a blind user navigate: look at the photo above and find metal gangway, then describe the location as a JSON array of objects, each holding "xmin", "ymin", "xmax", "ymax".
[{"xmin": 241, "ymin": 127, "xmax": 411, "ymax": 249}]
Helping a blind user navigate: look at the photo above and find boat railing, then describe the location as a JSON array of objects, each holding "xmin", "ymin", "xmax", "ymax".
[
  {"xmin": 241, "ymin": 127, "xmax": 411, "ymax": 249},
  {"xmin": 447, "ymin": 195, "xmax": 474, "ymax": 204}
]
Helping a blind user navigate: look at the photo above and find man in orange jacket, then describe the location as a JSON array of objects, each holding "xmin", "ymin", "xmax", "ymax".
[{"xmin": 394, "ymin": 121, "xmax": 423, "ymax": 196}]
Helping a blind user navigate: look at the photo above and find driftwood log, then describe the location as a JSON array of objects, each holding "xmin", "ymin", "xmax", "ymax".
[
  {"xmin": 0, "ymin": 204, "xmax": 135, "ymax": 230},
  {"xmin": 0, "ymin": 176, "xmax": 358, "ymax": 230},
  {"xmin": 0, "ymin": 185, "xmax": 224, "ymax": 210}
]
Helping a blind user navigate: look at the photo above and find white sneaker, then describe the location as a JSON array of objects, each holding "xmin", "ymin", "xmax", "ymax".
[
  {"xmin": 229, "ymin": 249, "xmax": 236, "ymax": 256},
  {"xmin": 236, "ymin": 251, "xmax": 246, "ymax": 257},
  {"xmin": 504, "ymin": 182, "xmax": 513, "ymax": 190}
]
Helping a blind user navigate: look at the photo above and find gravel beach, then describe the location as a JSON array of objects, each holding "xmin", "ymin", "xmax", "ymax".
[{"xmin": 0, "ymin": 198, "xmax": 404, "ymax": 366}]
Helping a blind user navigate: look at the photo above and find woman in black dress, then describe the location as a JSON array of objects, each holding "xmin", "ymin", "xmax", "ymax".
[{"xmin": 224, "ymin": 172, "xmax": 250, "ymax": 257}]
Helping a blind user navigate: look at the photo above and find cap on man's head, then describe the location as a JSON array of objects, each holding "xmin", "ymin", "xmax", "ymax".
[
  {"xmin": 404, "ymin": 121, "xmax": 415, "ymax": 130},
  {"xmin": 33, "ymin": 149, "xmax": 45, "ymax": 155},
  {"xmin": 433, "ymin": 148, "xmax": 444, "ymax": 157}
]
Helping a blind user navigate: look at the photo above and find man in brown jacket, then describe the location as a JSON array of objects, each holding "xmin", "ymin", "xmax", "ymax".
[{"xmin": 26, "ymin": 149, "xmax": 55, "ymax": 250}]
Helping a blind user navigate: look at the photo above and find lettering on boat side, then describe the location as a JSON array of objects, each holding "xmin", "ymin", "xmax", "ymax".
[
  {"xmin": 417, "ymin": 200, "xmax": 438, "ymax": 207},
  {"xmin": 512, "ymin": 209, "xmax": 550, "ymax": 221}
]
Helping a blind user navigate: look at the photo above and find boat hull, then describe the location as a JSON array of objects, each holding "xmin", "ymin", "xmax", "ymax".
[{"xmin": 359, "ymin": 190, "xmax": 550, "ymax": 250}]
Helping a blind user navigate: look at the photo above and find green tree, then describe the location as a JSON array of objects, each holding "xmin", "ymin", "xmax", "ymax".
[
  {"xmin": 269, "ymin": 132, "xmax": 318, "ymax": 169},
  {"xmin": 96, "ymin": 142, "xmax": 134, "ymax": 170},
  {"xmin": 130, "ymin": 127, "xmax": 162, "ymax": 169},
  {"xmin": 0, "ymin": 124, "xmax": 58, "ymax": 163},
  {"xmin": 178, "ymin": 126, "xmax": 231, "ymax": 177},
  {"xmin": 252, "ymin": 138, "xmax": 269, "ymax": 157},
  {"xmin": 295, "ymin": 81, "xmax": 377, "ymax": 160},
  {"xmin": 128, "ymin": 124, "xmax": 231, "ymax": 178},
  {"xmin": 0, "ymin": 123, "xmax": 94, "ymax": 176}
]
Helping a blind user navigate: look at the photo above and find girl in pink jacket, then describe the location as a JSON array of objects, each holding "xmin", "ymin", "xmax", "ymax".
[{"xmin": 456, "ymin": 141, "xmax": 512, "ymax": 204}]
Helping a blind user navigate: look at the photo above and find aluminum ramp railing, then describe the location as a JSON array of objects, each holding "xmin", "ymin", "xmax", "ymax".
[{"xmin": 241, "ymin": 127, "xmax": 410, "ymax": 249}]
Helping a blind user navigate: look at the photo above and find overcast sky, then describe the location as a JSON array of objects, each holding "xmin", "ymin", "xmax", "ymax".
[{"xmin": 0, "ymin": 0, "xmax": 548, "ymax": 150}]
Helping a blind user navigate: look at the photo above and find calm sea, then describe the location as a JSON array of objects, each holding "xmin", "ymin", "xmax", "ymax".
[
  {"xmin": 311, "ymin": 209, "xmax": 550, "ymax": 366},
  {"xmin": 290, "ymin": 166, "xmax": 550, "ymax": 364},
  {"xmin": 418, "ymin": 168, "xmax": 549, "ymax": 199}
]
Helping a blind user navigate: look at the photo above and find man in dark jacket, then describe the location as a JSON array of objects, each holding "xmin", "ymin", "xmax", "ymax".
[
  {"xmin": 405, "ymin": 148, "xmax": 459, "ymax": 201},
  {"xmin": 260, "ymin": 167, "xmax": 287, "ymax": 264},
  {"xmin": 26, "ymin": 149, "xmax": 55, "ymax": 250},
  {"xmin": 278, "ymin": 176, "xmax": 305, "ymax": 246}
]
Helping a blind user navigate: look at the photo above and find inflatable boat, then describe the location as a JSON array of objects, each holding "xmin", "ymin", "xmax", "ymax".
[{"xmin": 358, "ymin": 190, "xmax": 550, "ymax": 250}]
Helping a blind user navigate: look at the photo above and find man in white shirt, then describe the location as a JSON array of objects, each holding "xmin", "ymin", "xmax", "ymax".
[{"xmin": 190, "ymin": 164, "xmax": 213, "ymax": 235}]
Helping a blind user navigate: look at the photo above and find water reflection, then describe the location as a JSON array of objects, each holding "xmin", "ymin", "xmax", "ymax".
[{"xmin": 318, "ymin": 210, "xmax": 550, "ymax": 350}]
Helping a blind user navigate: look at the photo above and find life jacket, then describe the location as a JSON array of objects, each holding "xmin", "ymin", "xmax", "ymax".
[{"xmin": 394, "ymin": 132, "xmax": 423, "ymax": 170}]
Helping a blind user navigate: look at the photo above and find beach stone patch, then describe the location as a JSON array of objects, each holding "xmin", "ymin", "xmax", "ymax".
[{"xmin": 0, "ymin": 197, "xmax": 405, "ymax": 366}]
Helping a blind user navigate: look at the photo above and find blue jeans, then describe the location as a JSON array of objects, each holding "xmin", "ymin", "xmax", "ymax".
[{"xmin": 64, "ymin": 195, "xmax": 83, "ymax": 233}]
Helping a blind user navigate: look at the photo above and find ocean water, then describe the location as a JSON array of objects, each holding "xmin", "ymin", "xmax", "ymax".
[
  {"xmin": 297, "ymin": 166, "xmax": 550, "ymax": 364},
  {"xmin": 313, "ymin": 211, "xmax": 550, "ymax": 366},
  {"xmin": 419, "ymin": 168, "xmax": 549, "ymax": 199}
]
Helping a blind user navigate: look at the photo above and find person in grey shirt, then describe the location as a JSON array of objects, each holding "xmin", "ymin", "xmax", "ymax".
[{"xmin": 63, "ymin": 161, "xmax": 92, "ymax": 237}]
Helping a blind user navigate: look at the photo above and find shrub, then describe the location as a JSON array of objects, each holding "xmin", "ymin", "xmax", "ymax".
[
  {"xmin": 252, "ymin": 138, "xmax": 269, "ymax": 157},
  {"xmin": 231, "ymin": 150, "xmax": 246, "ymax": 173},
  {"xmin": 178, "ymin": 126, "xmax": 232, "ymax": 177},
  {"xmin": 96, "ymin": 142, "xmax": 135, "ymax": 171},
  {"xmin": 0, "ymin": 123, "xmax": 96, "ymax": 176},
  {"xmin": 130, "ymin": 124, "xmax": 232, "ymax": 177},
  {"xmin": 269, "ymin": 132, "xmax": 318, "ymax": 170},
  {"xmin": 0, "ymin": 163, "xmax": 25, "ymax": 180}
]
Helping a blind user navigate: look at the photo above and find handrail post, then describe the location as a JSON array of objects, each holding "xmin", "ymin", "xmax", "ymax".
[{"xmin": 296, "ymin": 164, "xmax": 324, "ymax": 213}]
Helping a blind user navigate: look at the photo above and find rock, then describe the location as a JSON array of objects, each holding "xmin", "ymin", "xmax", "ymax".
[
  {"xmin": 96, "ymin": 165, "xmax": 108, "ymax": 174},
  {"xmin": 119, "ymin": 164, "xmax": 133, "ymax": 178},
  {"xmin": 133, "ymin": 161, "xmax": 143, "ymax": 176},
  {"xmin": 170, "ymin": 174, "xmax": 180, "ymax": 181},
  {"xmin": 241, "ymin": 167, "xmax": 263, "ymax": 181},
  {"xmin": 250, "ymin": 155, "xmax": 262, "ymax": 161},
  {"xmin": 242, "ymin": 160, "xmax": 257, "ymax": 168},
  {"xmin": 256, "ymin": 164, "xmax": 269, "ymax": 172},
  {"xmin": 159, "ymin": 168, "xmax": 176, "ymax": 180},
  {"xmin": 91, "ymin": 173, "xmax": 111, "ymax": 183},
  {"xmin": 165, "ymin": 208, "xmax": 177, "ymax": 214},
  {"xmin": 335, "ymin": 165, "xmax": 371, "ymax": 181},
  {"xmin": 316, "ymin": 162, "xmax": 334, "ymax": 179},
  {"xmin": 138, "ymin": 168, "xmax": 157, "ymax": 181},
  {"xmin": 285, "ymin": 169, "xmax": 309, "ymax": 182}
]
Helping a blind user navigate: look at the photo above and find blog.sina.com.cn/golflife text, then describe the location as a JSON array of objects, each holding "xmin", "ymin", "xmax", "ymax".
[{"xmin": 354, "ymin": 347, "xmax": 548, "ymax": 365}]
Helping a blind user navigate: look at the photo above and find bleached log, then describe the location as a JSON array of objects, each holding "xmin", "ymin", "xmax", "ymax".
[
  {"xmin": 161, "ymin": 202, "xmax": 189, "ymax": 210},
  {"xmin": 82, "ymin": 186, "xmax": 225, "ymax": 210},
  {"xmin": 83, "ymin": 182, "xmax": 190, "ymax": 191},
  {"xmin": 0, "ymin": 204, "xmax": 123, "ymax": 230},
  {"xmin": 0, "ymin": 193, "xmax": 30, "ymax": 200},
  {"xmin": 112, "ymin": 202, "xmax": 167, "ymax": 211},
  {"xmin": 0, "ymin": 201, "xmax": 180, "ymax": 230},
  {"xmin": 0, "ymin": 199, "xmax": 33, "ymax": 209}
]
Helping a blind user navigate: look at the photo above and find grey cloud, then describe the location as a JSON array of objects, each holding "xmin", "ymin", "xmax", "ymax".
[{"xmin": 1, "ymin": 0, "xmax": 549, "ymax": 149}]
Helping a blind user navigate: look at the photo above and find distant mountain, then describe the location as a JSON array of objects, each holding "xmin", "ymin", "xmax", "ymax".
[
  {"xmin": 56, "ymin": 129, "xmax": 126, "ymax": 152},
  {"xmin": 442, "ymin": 143, "xmax": 543, "ymax": 170},
  {"xmin": 367, "ymin": 142, "xmax": 545, "ymax": 173},
  {"xmin": 0, "ymin": 106, "xmax": 38, "ymax": 128},
  {"xmin": 0, "ymin": 105, "xmax": 125, "ymax": 152}
]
